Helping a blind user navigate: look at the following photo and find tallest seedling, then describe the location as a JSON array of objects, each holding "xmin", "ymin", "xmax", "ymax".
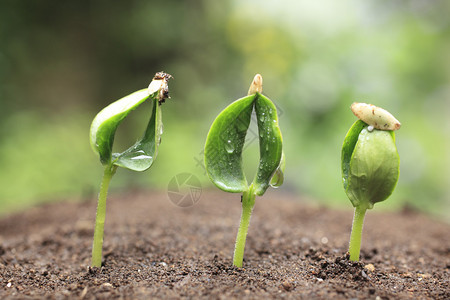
[
  {"xmin": 204, "ymin": 74, "xmax": 285, "ymax": 267},
  {"xmin": 89, "ymin": 72, "xmax": 172, "ymax": 267}
]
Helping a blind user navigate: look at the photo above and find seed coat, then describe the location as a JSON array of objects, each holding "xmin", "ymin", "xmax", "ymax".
[{"xmin": 351, "ymin": 102, "xmax": 401, "ymax": 131}]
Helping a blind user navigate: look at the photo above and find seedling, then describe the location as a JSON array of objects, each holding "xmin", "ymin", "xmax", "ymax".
[
  {"xmin": 341, "ymin": 102, "xmax": 400, "ymax": 261},
  {"xmin": 89, "ymin": 72, "xmax": 172, "ymax": 267},
  {"xmin": 204, "ymin": 74, "xmax": 284, "ymax": 268}
]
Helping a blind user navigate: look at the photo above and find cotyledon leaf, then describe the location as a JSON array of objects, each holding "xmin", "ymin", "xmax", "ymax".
[
  {"xmin": 90, "ymin": 89, "xmax": 151, "ymax": 165},
  {"xmin": 204, "ymin": 95, "xmax": 256, "ymax": 193},
  {"xmin": 253, "ymin": 93, "xmax": 283, "ymax": 196},
  {"xmin": 341, "ymin": 120, "xmax": 367, "ymax": 191},
  {"xmin": 90, "ymin": 72, "xmax": 171, "ymax": 166},
  {"xmin": 112, "ymin": 98, "xmax": 162, "ymax": 171},
  {"xmin": 345, "ymin": 126, "xmax": 399, "ymax": 208}
]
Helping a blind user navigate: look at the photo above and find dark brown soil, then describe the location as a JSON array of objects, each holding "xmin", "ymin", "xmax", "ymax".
[{"xmin": 0, "ymin": 190, "xmax": 449, "ymax": 299}]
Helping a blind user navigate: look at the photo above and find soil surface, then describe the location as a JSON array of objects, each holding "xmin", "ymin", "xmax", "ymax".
[{"xmin": 0, "ymin": 190, "xmax": 449, "ymax": 299}]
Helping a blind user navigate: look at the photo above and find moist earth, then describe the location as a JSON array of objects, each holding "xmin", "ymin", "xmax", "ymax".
[{"xmin": 0, "ymin": 190, "xmax": 448, "ymax": 299}]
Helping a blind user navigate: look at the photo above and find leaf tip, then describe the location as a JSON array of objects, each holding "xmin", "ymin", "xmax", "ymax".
[{"xmin": 248, "ymin": 74, "xmax": 263, "ymax": 95}]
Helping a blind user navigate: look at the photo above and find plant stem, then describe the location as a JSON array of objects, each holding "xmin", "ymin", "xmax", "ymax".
[
  {"xmin": 91, "ymin": 164, "xmax": 117, "ymax": 267},
  {"xmin": 233, "ymin": 184, "xmax": 256, "ymax": 268},
  {"xmin": 348, "ymin": 205, "xmax": 368, "ymax": 261}
]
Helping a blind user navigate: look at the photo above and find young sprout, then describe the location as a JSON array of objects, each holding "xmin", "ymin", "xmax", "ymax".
[
  {"xmin": 342, "ymin": 102, "xmax": 400, "ymax": 261},
  {"xmin": 89, "ymin": 72, "xmax": 172, "ymax": 267},
  {"xmin": 204, "ymin": 74, "xmax": 285, "ymax": 268}
]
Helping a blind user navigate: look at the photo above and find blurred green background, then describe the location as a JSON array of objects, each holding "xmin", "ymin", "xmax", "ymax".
[{"xmin": 0, "ymin": 0, "xmax": 449, "ymax": 218}]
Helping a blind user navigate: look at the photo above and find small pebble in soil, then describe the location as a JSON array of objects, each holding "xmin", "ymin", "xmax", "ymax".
[
  {"xmin": 364, "ymin": 263, "xmax": 375, "ymax": 272},
  {"xmin": 281, "ymin": 280, "xmax": 293, "ymax": 291},
  {"xmin": 101, "ymin": 283, "xmax": 114, "ymax": 289},
  {"xmin": 80, "ymin": 287, "xmax": 88, "ymax": 298},
  {"xmin": 361, "ymin": 270, "xmax": 370, "ymax": 280}
]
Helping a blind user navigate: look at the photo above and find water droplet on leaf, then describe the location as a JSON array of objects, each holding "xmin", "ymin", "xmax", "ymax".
[
  {"xmin": 259, "ymin": 112, "xmax": 265, "ymax": 122},
  {"xmin": 225, "ymin": 140, "xmax": 235, "ymax": 154}
]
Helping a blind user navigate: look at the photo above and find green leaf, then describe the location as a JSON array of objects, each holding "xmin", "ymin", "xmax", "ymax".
[
  {"xmin": 112, "ymin": 99, "xmax": 162, "ymax": 171},
  {"xmin": 90, "ymin": 89, "xmax": 150, "ymax": 165},
  {"xmin": 90, "ymin": 72, "xmax": 171, "ymax": 168},
  {"xmin": 253, "ymin": 94, "xmax": 283, "ymax": 195},
  {"xmin": 344, "ymin": 127, "xmax": 400, "ymax": 208},
  {"xmin": 342, "ymin": 120, "xmax": 367, "ymax": 190},
  {"xmin": 204, "ymin": 95, "xmax": 256, "ymax": 193}
]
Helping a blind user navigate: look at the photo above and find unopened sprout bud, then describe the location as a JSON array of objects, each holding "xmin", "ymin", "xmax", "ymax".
[
  {"xmin": 351, "ymin": 102, "xmax": 401, "ymax": 131},
  {"xmin": 342, "ymin": 103, "xmax": 401, "ymax": 261},
  {"xmin": 248, "ymin": 74, "xmax": 263, "ymax": 95}
]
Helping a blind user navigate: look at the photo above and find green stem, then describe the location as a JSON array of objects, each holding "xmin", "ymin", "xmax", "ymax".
[
  {"xmin": 233, "ymin": 184, "xmax": 256, "ymax": 268},
  {"xmin": 348, "ymin": 205, "xmax": 368, "ymax": 261},
  {"xmin": 91, "ymin": 164, "xmax": 117, "ymax": 267}
]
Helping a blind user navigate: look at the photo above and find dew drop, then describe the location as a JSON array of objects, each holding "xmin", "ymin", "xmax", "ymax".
[
  {"xmin": 259, "ymin": 112, "xmax": 265, "ymax": 122},
  {"xmin": 225, "ymin": 140, "xmax": 235, "ymax": 154},
  {"xmin": 269, "ymin": 168, "xmax": 284, "ymax": 188},
  {"xmin": 131, "ymin": 154, "xmax": 152, "ymax": 161}
]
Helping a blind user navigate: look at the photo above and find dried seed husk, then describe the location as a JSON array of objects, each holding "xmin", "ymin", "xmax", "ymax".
[{"xmin": 351, "ymin": 102, "xmax": 401, "ymax": 131}]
